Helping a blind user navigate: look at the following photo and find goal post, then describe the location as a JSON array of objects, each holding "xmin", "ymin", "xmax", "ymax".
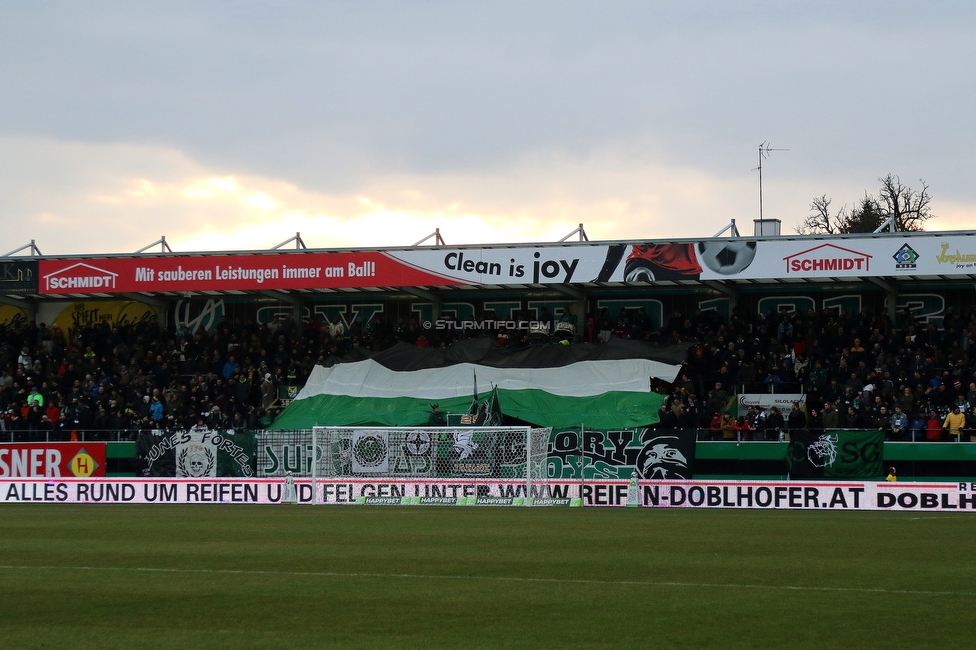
[{"xmin": 257, "ymin": 426, "xmax": 557, "ymax": 503}]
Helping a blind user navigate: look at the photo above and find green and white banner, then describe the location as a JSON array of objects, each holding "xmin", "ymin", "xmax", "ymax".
[{"xmin": 786, "ymin": 430, "xmax": 884, "ymax": 479}]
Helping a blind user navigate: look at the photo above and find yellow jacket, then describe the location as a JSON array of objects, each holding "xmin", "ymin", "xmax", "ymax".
[{"xmin": 943, "ymin": 411, "xmax": 966, "ymax": 435}]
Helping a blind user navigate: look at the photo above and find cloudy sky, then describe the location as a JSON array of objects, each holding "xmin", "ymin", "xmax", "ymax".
[{"xmin": 1, "ymin": 2, "xmax": 974, "ymax": 255}]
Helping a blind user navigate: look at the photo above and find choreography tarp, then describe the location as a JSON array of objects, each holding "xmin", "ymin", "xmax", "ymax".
[{"xmin": 269, "ymin": 342, "xmax": 680, "ymax": 430}]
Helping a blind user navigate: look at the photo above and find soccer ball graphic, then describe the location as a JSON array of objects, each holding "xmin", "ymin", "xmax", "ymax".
[{"xmin": 696, "ymin": 240, "xmax": 757, "ymax": 275}]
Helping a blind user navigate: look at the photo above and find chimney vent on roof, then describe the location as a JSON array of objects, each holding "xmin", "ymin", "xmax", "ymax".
[{"xmin": 754, "ymin": 219, "xmax": 781, "ymax": 237}]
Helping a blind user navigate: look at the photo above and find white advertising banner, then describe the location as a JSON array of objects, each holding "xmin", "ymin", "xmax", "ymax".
[
  {"xmin": 737, "ymin": 393, "xmax": 807, "ymax": 411},
  {"xmin": 693, "ymin": 235, "xmax": 976, "ymax": 281},
  {"xmin": 0, "ymin": 479, "xmax": 578, "ymax": 505},
  {"xmin": 636, "ymin": 480, "xmax": 976, "ymax": 511},
  {"xmin": 389, "ymin": 233, "xmax": 976, "ymax": 285},
  {"xmin": 2, "ymin": 478, "xmax": 975, "ymax": 511}
]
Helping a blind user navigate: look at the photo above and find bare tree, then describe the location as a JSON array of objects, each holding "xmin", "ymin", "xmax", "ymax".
[
  {"xmin": 796, "ymin": 175, "xmax": 936, "ymax": 234},
  {"xmin": 797, "ymin": 195, "xmax": 842, "ymax": 234},
  {"xmin": 877, "ymin": 174, "xmax": 934, "ymax": 232}
]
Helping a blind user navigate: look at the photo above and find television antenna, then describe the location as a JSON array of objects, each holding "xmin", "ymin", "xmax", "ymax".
[{"xmin": 754, "ymin": 142, "xmax": 789, "ymax": 221}]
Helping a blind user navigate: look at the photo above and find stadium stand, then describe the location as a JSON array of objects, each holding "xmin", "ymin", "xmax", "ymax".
[{"xmin": 2, "ymin": 299, "xmax": 976, "ymax": 444}]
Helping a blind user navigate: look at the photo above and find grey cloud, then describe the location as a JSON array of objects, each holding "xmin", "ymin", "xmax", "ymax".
[{"xmin": 1, "ymin": 1, "xmax": 975, "ymax": 202}]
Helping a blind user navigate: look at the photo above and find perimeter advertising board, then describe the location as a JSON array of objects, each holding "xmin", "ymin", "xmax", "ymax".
[
  {"xmin": 0, "ymin": 260, "xmax": 37, "ymax": 294},
  {"xmin": 0, "ymin": 443, "xmax": 106, "ymax": 478},
  {"xmin": 2, "ymin": 478, "xmax": 975, "ymax": 511},
  {"xmin": 35, "ymin": 233, "xmax": 976, "ymax": 295}
]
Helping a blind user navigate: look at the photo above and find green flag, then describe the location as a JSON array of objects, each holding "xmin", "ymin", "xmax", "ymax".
[
  {"xmin": 481, "ymin": 386, "xmax": 502, "ymax": 426},
  {"xmin": 786, "ymin": 430, "xmax": 884, "ymax": 479}
]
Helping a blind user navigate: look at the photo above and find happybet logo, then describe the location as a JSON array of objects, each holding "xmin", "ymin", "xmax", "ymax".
[{"xmin": 69, "ymin": 449, "xmax": 99, "ymax": 477}]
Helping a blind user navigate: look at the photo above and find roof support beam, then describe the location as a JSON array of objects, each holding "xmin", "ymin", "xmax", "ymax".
[
  {"xmin": 403, "ymin": 287, "xmax": 442, "ymax": 321},
  {"xmin": 703, "ymin": 280, "xmax": 738, "ymax": 299},
  {"xmin": 0, "ymin": 296, "xmax": 36, "ymax": 322},
  {"xmin": 868, "ymin": 277, "xmax": 895, "ymax": 294},
  {"xmin": 260, "ymin": 290, "xmax": 301, "ymax": 307},
  {"xmin": 134, "ymin": 237, "xmax": 172, "ymax": 254},
  {"xmin": 868, "ymin": 277, "xmax": 898, "ymax": 323},
  {"xmin": 403, "ymin": 287, "xmax": 440, "ymax": 303},
  {"xmin": 120, "ymin": 293, "xmax": 168, "ymax": 310},
  {"xmin": 550, "ymin": 284, "xmax": 583, "ymax": 301},
  {"xmin": 271, "ymin": 232, "xmax": 307, "ymax": 250},
  {"xmin": 259, "ymin": 291, "xmax": 305, "ymax": 338},
  {"xmin": 2, "ymin": 240, "xmax": 42, "ymax": 257},
  {"xmin": 412, "ymin": 229, "xmax": 445, "ymax": 246},
  {"xmin": 0, "ymin": 295, "xmax": 30, "ymax": 308}
]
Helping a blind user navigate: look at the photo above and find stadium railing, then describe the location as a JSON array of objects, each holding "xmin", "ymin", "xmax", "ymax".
[{"xmin": 688, "ymin": 427, "xmax": 976, "ymax": 443}]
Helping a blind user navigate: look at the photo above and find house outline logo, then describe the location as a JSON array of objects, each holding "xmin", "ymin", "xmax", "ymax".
[
  {"xmin": 783, "ymin": 243, "xmax": 872, "ymax": 274},
  {"xmin": 43, "ymin": 262, "xmax": 118, "ymax": 291}
]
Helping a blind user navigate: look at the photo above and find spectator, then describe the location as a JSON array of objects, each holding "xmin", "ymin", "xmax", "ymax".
[
  {"xmin": 925, "ymin": 410, "xmax": 942, "ymax": 441},
  {"xmin": 876, "ymin": 405, "xmax": 892, "ymax": 439},
  {"xmin": 964, "ymin": 407, "xmax": 976, "ymax": 443},
  {"xmin": 765, "ymin": 407, "xmax": 784, "ymax": 441},
  {"xmin": 807, "ymin": 408, "xmax": 823, "ymax": 433},
  {"xmin": 844, "ymin": 406, "xmax": 863, "ymax": 429},
  {"xmin": 735, "ymin": 415, "xmax": 754, "ymax": 441},
  {"xmin": 787, "ymin": 402, "xmax": 806, "ymax": 436},
  {"xmin": 909, "ymin": 413, "xmax": 926, "ymax": 442},
  {"xmin": 720, "ymin": 413, "xmax": 736, "ymax": 440},
  {"xmin": 222, "ymin": 355, "xmax": 239, "ymax": 380},
  {"xmin": 821, "ymin": 401, "xmax": 840, "ymax": 429},
  {"xmin": 890, "ymin": 406, "xmax": 909, "ymax": 441},
  {"xmin": 149, "ymin": 396, "xmax": 163, "ymax": 422},
  {"xmin": 427, "ymin": 403, "xmax": 446, "ymax": 427},
  {"xmin": 27, "ymin": 386, "xmax": 43, "ymax": 408},
  {"xmin": 708, "ymin": 412, "xmax": 722, "ymax": 440},
  {"xmin": 943, "ymin": 405, "xmax": 965, "ymax": 441}
]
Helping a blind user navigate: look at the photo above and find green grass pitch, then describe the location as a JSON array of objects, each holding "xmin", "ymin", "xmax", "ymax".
[{"xmin": 1, "ymin": 505, "xmax": 974, "ymax": 649}]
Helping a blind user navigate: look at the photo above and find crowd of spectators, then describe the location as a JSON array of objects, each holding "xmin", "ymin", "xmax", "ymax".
[
  {"xmin": 656, "ymin": 305, "xmax": 976, "ymax": 442},
  {"xmin": 0, "ymin": 315, "xmax": 315, "ymax": 441},
  {"xmin": 3, "ymin": 299, "xmax": 976, "ymax": 443},
  {"xmin": 0, "ymin": 307, "xmax": 559, "ymax": 442}
]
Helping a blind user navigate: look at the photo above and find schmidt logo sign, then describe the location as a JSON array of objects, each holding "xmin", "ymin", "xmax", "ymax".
[
  {"xmin": 44, "ymin": 263, "xmax": 118, "ymax": 291},
  {"xmin": 783, "ymin": 243, "xmax": 872, "ymax": 274}
]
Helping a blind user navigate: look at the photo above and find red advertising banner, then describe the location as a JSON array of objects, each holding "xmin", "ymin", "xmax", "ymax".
[
  {"xmin": 38, "ymin": 252, "xmax": 463, "ymax": 295},
  {"xmin": 0, "ymin": 443, "xmax": 107, "ymax": 478}
]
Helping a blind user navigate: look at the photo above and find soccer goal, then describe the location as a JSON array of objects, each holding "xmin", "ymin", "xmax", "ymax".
[{"xmin": 257, "ymin": 426, "xmax": 553, "ymax": 504}]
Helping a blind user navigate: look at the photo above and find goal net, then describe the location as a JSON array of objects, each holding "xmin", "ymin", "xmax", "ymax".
[{"xmin": 258, "ymin": 426, "xmax": 549, "ymax": 479}]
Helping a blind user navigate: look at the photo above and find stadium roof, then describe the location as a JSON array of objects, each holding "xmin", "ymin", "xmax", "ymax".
[{"xmin": 2, "ymin": 229, "xmax": 975, "ymax": 301}]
